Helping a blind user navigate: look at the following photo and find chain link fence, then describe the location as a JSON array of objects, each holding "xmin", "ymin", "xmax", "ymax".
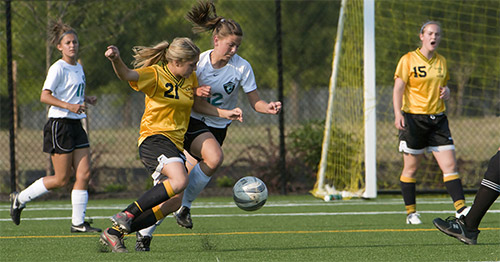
[
  {"xmin": 1, "ymin": 0, "xmax": 338, "ymax": 196},
  {"xmin": 1, "ymin": 0, "xmax": 498, "ymax": 197}
]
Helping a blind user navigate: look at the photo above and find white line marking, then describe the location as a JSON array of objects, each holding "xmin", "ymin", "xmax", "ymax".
[
  {"xmin": 1, "ymin": 198, "xmax": 491, "ymax": 211},
  {"xmin": 0, "ymin": 210, "xmax": 498, "ymax": 222},
  {"xmin": 1, "ymin": 198, "xmax": 498, "ymax": 222}
]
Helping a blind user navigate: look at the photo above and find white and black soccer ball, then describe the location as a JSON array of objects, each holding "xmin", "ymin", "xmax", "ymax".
[{"xmin": 232, "ymin": 176, "xmax": 268, "ymax": 211}]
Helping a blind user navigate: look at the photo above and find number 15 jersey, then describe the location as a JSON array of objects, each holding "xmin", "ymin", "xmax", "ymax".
[{"xmin": 394, "ymin": 48, "xmax": 450, "ymax": 115}]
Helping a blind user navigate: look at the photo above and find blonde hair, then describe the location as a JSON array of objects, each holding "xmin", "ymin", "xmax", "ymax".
[
  {"xmin": 131, "ymin": 37, "xmax": 200, "ymax": 69},
  {"xmin": 185, "ymin": 0, "xmax": 243, "ymax": 38},
  {"xmin": 48, "ymin": 19, "xmax": 77, "ymax": 46}
]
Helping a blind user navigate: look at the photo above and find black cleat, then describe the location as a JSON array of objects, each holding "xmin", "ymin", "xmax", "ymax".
[
  {"xmin": 71, "ymin": 221, "xmax": 102, "ymax": 233},
  {"xmin": 10, "ymin": 192, "xmax": 25, "ymax": 225},
  {"xmin": 173, "ymin": 206, "xmax": 193, "ymax": 229},
  {"xmin": 433, "ymin": 216, "xmax": 480, "ymax": 245},
  {"xmin": 135, "ymin": 232, "xmax": 152, "ymax": 251}
]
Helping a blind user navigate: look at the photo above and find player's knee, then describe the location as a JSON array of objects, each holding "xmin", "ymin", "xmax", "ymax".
[
  {"xmin": 204, "ymin": 150, "xmax": 224, "ymax": 171},
  {"xmin": 170, "ymin": 176, "xmax": 189, "ymax": 193},
  {"xmin": 76, "ymin": 170, "xmax": 91, "ymax": 183}
]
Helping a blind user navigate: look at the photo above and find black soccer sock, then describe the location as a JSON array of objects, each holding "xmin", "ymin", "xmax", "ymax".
[
  {"xmin": 443, "ymin": 174, "xmax": 466, "ymax": 212},
  {"xmin": 125, "ymin": 180, "xmax": 175, "ymax": 217},
  {"xmin": 465, "ymin": 184, "xmax": 499, "ymax": 231},
  {"xmin": 130, "ymin": 205, "xmax": 166, "ymax": 233},
  {"xmin": 400, "ymin": 175, "xmax": 417, "ymax": 214},
  {"xmin": 465, "ymin": 152, "xmax": 500, "ymax": 230}
]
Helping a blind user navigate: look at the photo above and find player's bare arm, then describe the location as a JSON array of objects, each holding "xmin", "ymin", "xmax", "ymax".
[
  {"xmin": 104, "ymin": 45, "xmax": 139, "ymax": 82},
  {"xmin": 393, "ymin": 77, "xmax": 405, "ymax": 130},
  {"xmin": 40, "ymin": 89, "xmax": 86, "ymax": 114},
  {"xmin": 192, "ymin": 96, "xmax": 243, "ymax": 122},
  {"xmin": 246, "ymin": 90, "xmax": 282, "ymax": 114}
]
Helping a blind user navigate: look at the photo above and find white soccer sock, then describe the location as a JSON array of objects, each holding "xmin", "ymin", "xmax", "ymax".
[
  {"xmin": 181, "ymin": 163, "xmax": 211, "ymax": 209},
  {"xmin": 138, "ymin": 218, "xmax": 164, "ymax": 237},
  {"xmin": 71, "ymin": 190, "xmax": 88, "ymax": 226},
  {"xmin": 18, "ymin": 178, "xmax": 49, "ymax": 205}
]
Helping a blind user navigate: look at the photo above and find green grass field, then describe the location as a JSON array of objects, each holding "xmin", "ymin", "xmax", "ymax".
[{"xmin": 1, "ymin": 195, "xmax": 499, "ymax": 261}]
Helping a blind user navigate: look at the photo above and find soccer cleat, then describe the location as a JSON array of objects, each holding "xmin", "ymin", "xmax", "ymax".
[
  {"xmin": 406, "ymin": 212, "xmax": 422, "ymax": 224},
  {"xmin": 135, "ymin": 232, "xmax": 152, "ymax": 251},
  {"xmin": 173, "ymin": 206, "xmax": 193, "ymax": 229},
  {"xmin": 10, "ymin": 192, "xmax": 25, "ymax": 225},
  {"xmin": 71, "ymin": 221, "xmax": 102, "ymax": 233},
  {"xmin": 455, "ymin": 206, "xmax": 471, "ymax": 218},
  {"xmin": 99, "ymin": 228, "xmax": 128, "ymax": 253},
  {"xmin": 433, "ymin": 216, "xmax": 479, "ymax": 245},
  {"xmin": 111, "ymin": 211, "xmax": 134, "ymax": 233}
]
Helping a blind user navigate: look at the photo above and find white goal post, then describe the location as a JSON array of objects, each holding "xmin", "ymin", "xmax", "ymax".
[{"xmin": 363, "ymin": 0, "xmax": 376, "ymax": 198}]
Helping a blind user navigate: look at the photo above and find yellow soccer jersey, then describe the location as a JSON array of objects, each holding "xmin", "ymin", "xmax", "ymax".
[
  {"xmin": 129, "ymin": 64, "xmax": 196, "ymax": 151},
  {"xmin": 394, "ymin": 48, "xmax": 449, "ymax": 114}
]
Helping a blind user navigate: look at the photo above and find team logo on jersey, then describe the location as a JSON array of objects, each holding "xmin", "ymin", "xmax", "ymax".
[
  {"xmin": 436, "ymin": 66, "xmax": 444, "ymax": 78},
  {"xmin": 224, "ymin": 82, "xmax": 235, "ymax": 95}
]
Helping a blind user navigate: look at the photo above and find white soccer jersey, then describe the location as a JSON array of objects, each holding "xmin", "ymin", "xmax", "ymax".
[
  {"xmin": 191, "ymin": 50, "xmax": 257, "ymax": 128},
  {"xmin": 42, "ymin": 59, "xmax": 86, "ymax": 119}
]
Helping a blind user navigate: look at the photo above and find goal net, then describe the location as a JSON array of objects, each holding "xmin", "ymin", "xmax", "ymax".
[{"xmin": 312, "ymin": 0, "xmax": 500, "ymax": 200}]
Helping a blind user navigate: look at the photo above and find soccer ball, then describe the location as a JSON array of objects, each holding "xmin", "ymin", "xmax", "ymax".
[{"xmin": 232, "ymin": 176, "xmax": 268, "ymax": 211}]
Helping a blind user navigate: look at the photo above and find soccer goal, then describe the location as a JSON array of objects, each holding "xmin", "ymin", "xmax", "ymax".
[
  {"xmin": 311, "ymin": 0, "xmax": 376, "ymax": 200},
  {"xmin": 311, "ymin": 0, "xmax": 500, "ymax": 200}
]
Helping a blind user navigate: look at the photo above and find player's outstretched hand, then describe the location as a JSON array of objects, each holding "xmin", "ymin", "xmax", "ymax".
[{"xmin": 105, "ymin": 45, "xmax": 120, "ymax": 61}]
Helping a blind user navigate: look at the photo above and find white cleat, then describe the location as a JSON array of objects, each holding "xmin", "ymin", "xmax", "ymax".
[{"xmin": 406, "ymin": 212, "xmax": 422, "ymax": 224}]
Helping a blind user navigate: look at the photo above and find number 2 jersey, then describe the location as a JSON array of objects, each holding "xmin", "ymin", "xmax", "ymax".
[
  {"xmin": 191, "ymin": 50, "xmax": 257, "ymax": 128},
  {"xmin": 394, "ymin": 48, "xmax": 450, "ymax": 115},
  {"xmin": 129, "ymin": 64, "xmax": 196, "ymax": 151}
]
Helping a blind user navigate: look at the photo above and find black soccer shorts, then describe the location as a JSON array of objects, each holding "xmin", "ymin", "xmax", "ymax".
[
  {"xmin": 139, "ymin": 134, "xmax": 186, "ymax": 177},
  {"xmin": 183, "ymin": 117, "xmax": 228, "ymax": 158},
  {"xmin": 398, "ymin": 112, "xmax": 455, "ymax": 154},
  {"xmin": 43, "ymin": 118, "xmax": 89, "ymax": 154}
]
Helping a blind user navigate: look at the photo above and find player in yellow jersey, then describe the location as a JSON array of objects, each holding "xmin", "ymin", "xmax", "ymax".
[
  {"xmin": 129, "ymin": 1, "xmax": 281, "ymax": 251},
  {"xmin": 99, "ymin": 38, "xmax": 242, "ymax": 253},
  {"xmin": 393, "ymin": 21, "xmax": 469, "ymax": 225}
]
